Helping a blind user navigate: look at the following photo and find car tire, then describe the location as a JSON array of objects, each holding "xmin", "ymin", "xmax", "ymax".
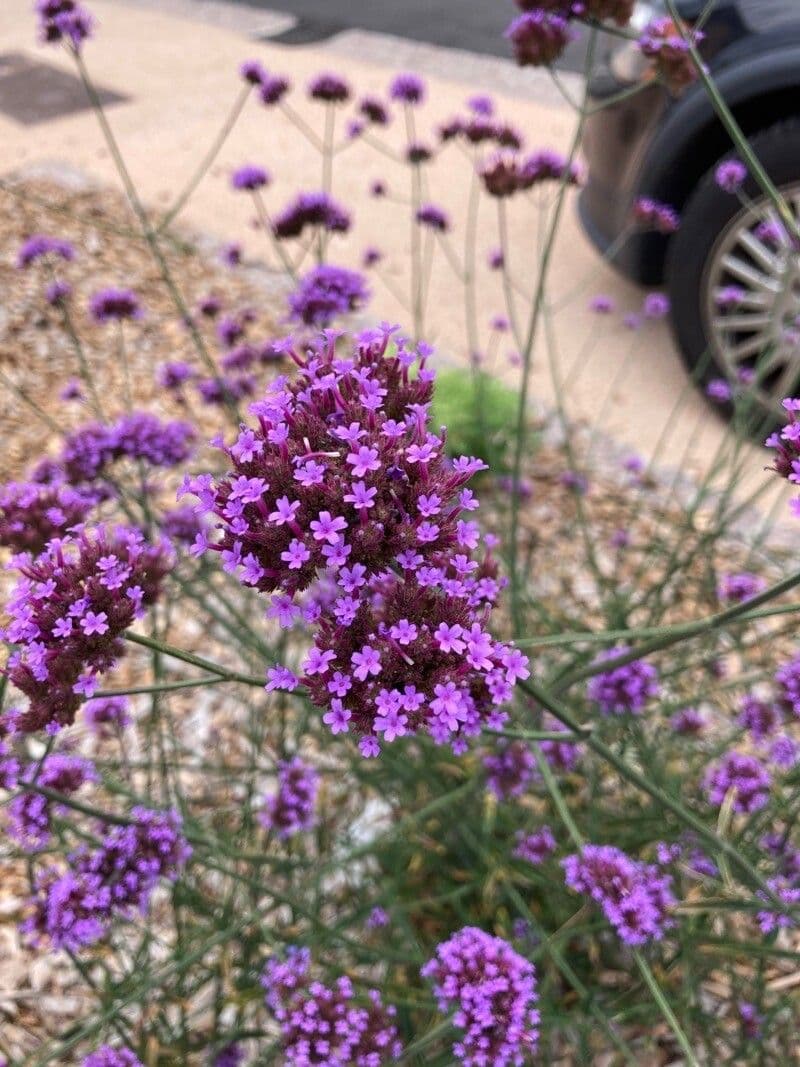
[{"xmin": 666, "ymin": 120, "xmax": 800, "ymax": 414}]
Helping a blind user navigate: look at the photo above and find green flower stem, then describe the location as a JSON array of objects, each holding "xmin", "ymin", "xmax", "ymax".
[
  {"xmin": 532, "ymin": 743, "xmax": 585, "ymax": 850},
  {"xmin": 123, "ymin": 630, "xmax": 268, "ymax": 687},
  {"xmin": 397, "ymin": 1018, "xmax": 454, "ymax": 1063},
  {"xmin": 553, "ymin": 565, "xmax": 800, "ymax": 692},
  {"xmin": 159, "ymin": 83, "xmax": 251, "ymax": 231},
  {"xmin": 93, "ymin": 676, "xmax": 228, "ymax": 698},
  {"xmin": 72, "ymin": 50, "xmax": 241, "ymax": 424},
  {"xmin": 634, "ymin": 951, "xmax": 700, "ymax": 1067}
]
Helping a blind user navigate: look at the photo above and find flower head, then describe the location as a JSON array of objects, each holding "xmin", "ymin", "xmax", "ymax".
[
  {"xmin": 262, "ymin": 948, "xmax": 403, "ymax": 1064},
  {"xmin": 483, "ymin": 740, "xmax": 535, "ymax": 800},
  {"xmin": 586, "ymin": 647, "xmax": 660, "ymax": 715},
  {"xmin": 82, "ymin": 1048, "xmax": 144, "ymax": 1067},
  {"xmin": 421, "ymin": 926, "xmax": 539, "ymax": 1066},
  {"xmin": 272, "ymin": 192, "xmax": 351, "ymax": 240},
  {"xmin": 17, "ymin": 233, "xmax": 74, "ymax": 268},
  {"xmin": 506, "ymin": 11, "xmax": 572, "ymax": 67},
  {"xmin": 563, "ymin": 844, "xmax": 675, "ymax": 944},
  {"xmin": 0, "ymin": 479, "xmax": 95, "ymax": 555},
  {"xmin": 715, "ymin": 159, "xmax": 747, "ymax": 193},
  {"xmin": 308, "ymin": 72, "xmax": 350, "ymax": 103},
  {"xmin": 705, "ymin": 751, "xmax": 771, "ymax": 813},
  {"xmin": 260, "ymin": 756, "xmax": 318, "ymax": 839},
  {"xmin": 89, "ymin": 288, "xmax": 142, "ymax": 323},
  {"xmin": 36, "ymin": 0, "xmax": 93, "ymax": 50},
  {"xmin": 231, "ymin": 164, "xmax": 270, "ymax": 191},
  {"xmin": 2, "ymin": 525, "xmax": 172, "ymax": 733},
  {"xmin": 389, "ymin": 72, "xmax": 426, "ymax": 105},
  {"xmin": 287, "ymin": 265, "xmax": 368, "ymax": 327}
]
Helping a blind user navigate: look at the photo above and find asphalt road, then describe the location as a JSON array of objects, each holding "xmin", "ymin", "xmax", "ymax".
[{"xmin": 217, "ymin": 0, "xmax": 604, "ymax": 74}]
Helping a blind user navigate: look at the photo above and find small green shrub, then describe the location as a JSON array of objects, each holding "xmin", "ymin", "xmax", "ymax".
[{"xmin": 432, "ymin": 367, "xmax": 523, "ymax": 471}]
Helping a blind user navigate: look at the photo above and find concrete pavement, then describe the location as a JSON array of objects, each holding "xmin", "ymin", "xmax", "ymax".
[{"xmin": 0, "ymin": 0, "xmax": 776, "ymax": 504}]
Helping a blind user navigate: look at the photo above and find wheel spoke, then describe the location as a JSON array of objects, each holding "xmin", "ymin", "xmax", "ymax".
[
  {"xmin": 726, "ymin": 334, "xmax": 771, "ymax": 363},
  {"xmin": 720, "ymin": 253, "xmax": 783, "ymax": 294},
  {"xmin": 712, "ymin": 312, "xmax": 775, "ymax": 333},
  {"xmin": 736, "ymin": 229, "xmax": 783, "ymax": 275}
]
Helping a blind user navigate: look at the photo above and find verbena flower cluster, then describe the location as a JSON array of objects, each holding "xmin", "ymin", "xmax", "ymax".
[
  {"xmin": 0, "ymin": 479, "xmax": 95, "ymax": 555},
  {"xmin": 287, "ymin": 266, "xmax": 369, "ymax": 328},
  {"xmin": 260, "ymin": 756, "xmax": 318, "ymax": 838},
  {"xmin": 82, "ymin": 1048, "xmax": 144, "ymax": 1067},
  {"xmin": 483, "ymin": 740, "xmax": 535, "ymax": 799},
  {"xmin": 2, "ymin": 525, "xmax": 172, "ymax": 733},
  {"xmin": 186, "ymin": 326, "xmax": 528, "ymax": 756},
  {"xmin": 24, "ymin": 806, "xmax": 190, "ymax": 951},
  {"xmin": 637, "ymin": 17, "xmax": 701, "ymax": 93},
  {"xmin": 262, "ymin": 947, "xmax": 403, "ymax": 1064},
  {"xmin": 6, "ymin": 752, "xmax": 98, "ymax": 851},
  {"xmin": 562, "ymin": 844, "xmax": 675, "ymax": 945},
  {"xmin": 586, "ymin": 647, "xmax": 660, "ymax": 715},
  {"xmin": 60, "ymin": 412, "xmax": 196, "ymax": 484},
  {"xmin": 421, "ymin": 926, "xmax": 540, "ymax": 1066},
  {"xmin": 35, "ymin": 0, "xmax": 93, "ymax": 50}
]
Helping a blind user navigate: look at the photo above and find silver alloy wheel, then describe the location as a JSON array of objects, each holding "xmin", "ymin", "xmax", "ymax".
[{"xmin": 702, "ymin": 181, "xmax": 800, "ymax": 412}]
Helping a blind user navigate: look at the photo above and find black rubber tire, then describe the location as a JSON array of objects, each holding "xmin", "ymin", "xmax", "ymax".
[{"xmin": 666, "ymin": 119, "xmax": 800, "ymax": 409}]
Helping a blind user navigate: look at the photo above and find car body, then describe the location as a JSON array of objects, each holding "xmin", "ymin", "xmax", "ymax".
[{"xmin": 580, "ymin": 0, "xmax": 800, "ymax": 287}]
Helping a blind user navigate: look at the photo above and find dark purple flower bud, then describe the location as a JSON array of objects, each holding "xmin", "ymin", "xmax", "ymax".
[
  {"xmin": 272, "ymin": 192, "xmax": 351, "ymax": 241},
  {"xmin": 359, "ymin": 95, "xmax": 390, "ymax": 125},
  {"xmin": 717, "ymin": 571, "xmax": 765, "ymax": 604},
  {"xmin": 231, "ymin": 164, "xmax": 270, "ymax": 191},
  {"xmin": 88, "ymin": 287, "xmax": 142, "ymax": 323},
  {"xmin": 362, "ymin": 245, "xmax": 383, "ymax": 268},
  {"xmin": 35, "ymin": 0, "xmax": 94, "ymax": 51},
  {"xmin": 405, "ymin": 141, "xmax": 433, "ymax": 165},
  {"xmin": 239, "ymin": 59, "xmax": 267, "ymax": 85},
  {"xmin": 671, "ymin": 707, "xmax": 706, "ymax": 736},
  {"xmin": 638, "ymin": 17, "xmax": 702, "ymax": 94},
  {"xmin": 369, "ymin": 179, "xmax": 387, "ymax": 198},
  {"xmin": 480, "ymin": 153, "xmax": 521, "ymax": 198},
  {"xmin": 415, "ymin": 203, "xmax": 450, "ymax": 232},
  {"xmin": 506, "ymin": 11, "xmax": 573, "ymax": 67},
  {"xmin": 308, "ymin": 71, "xmax": 351, "ymax": 103},
  {"xmin": 643, "ymin": 292, "xmax": 670, "ymax": 319},
  {"xmin": 259, "ymin": 74, "xmax": 290, "ymax": 105}
]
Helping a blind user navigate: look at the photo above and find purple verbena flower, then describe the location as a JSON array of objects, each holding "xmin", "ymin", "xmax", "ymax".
[
  {"xmin": 705, "ymin": 751, "xmax": 771, "ymax": 813},
  {"xmin": 35, "ymin": 1, "xmax": 94, "ymax": 51},
  {"xmin": 272, "ymin": 192, "xmax": 351, "ymax": 240},
  {"xmin": 586, "ymin": 647, "xmax": 660, "ymax": 715},
  {"xmin": 506, "ymin": 11, "xmax": 573, "ymax": 67},
  {"xmin": 638, "ymin": 17, "xmax": 702, "ymax": 94},
  {"xmin": 632, "ymin": 196, "xmax": 680, "ymax": 234},
  {"xmin": 514, "ymin": 826, "xmax": 556, "ymax": 866},
  {"xmin": 287, "ymin": 265, "xmax": 369, "ymax": 327},
  {"xmin": 717, "ymin": 571, "xmax": 765, "ymax": 603},
  {"xmin": 82, "ymin": 1047, "xmax": 144, "ymax": 1067},
  {"xmin": 0, "ymin": 479, "xmax": 95, "ymax": 555},
  {"xmin": 17, "ymin": 233, "xmax": 75, "ymax": 268},
  {"xmin": 671, "ymin": 707, "xmax": 706, "ymax": 736},
  {"xmin": 388, "ymin": 72, "xmax": 426, "ymax": 105},
  {"xmin": 262, "ymin": 947, "xmax": 403, "ymax": 1064},
  {"xmin": 483, "ymin": 741, "xmax": 535, "ymax": 800},
  {"xmin": 308, "ymin": 72, "xmax": 351, "ymax": 103},
  {"xmin": 715, "ymin": 159, "xmax": 747, "ymax": 193},
  {"xmin": 84, "ymin": 695, "xmax": 131, "ymax": 736},
  {"xmin": 7, "ymin": 753, "xmax": 97, "ymax": 850},
  {"xmin": 563, "ymin": 844, "xmax": 675, "ymax": 944},
  {"xmin": 260, "ymin": 756, "xmax": 318, "ymax": 839},
  {"xmin": 415, "ymin": 203, "xmax": 450, "ymax": 232},
  {"xmin": 231, "ymin": 164, "xmax": 270, "ymax": 191},
  {"xmin": 1, "ymin": 525, "xmax": 172, "ymax": 733},
  {"xmin": 88, "ymin": 288, "xmax": 142, "ymax": 323},
  {"xmin": 421, "ymin": 926, "xmax": 539, "ymax": 1066}
]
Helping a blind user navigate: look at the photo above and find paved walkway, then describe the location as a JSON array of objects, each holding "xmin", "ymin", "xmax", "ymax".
[{"xmin": 0, "ymin": 0, "xmax": 777, "ymax": 508}]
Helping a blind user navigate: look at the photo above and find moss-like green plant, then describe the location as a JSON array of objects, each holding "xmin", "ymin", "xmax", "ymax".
[{"xmin": 431, "ymin": 367, "xmax": 523, "ymax": 472}]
